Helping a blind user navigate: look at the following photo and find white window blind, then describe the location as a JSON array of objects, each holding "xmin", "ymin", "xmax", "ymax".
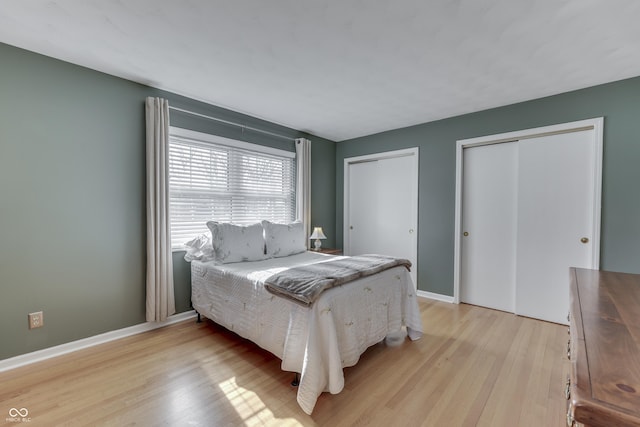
[{"xmin": 168, "ymin": 128, "xmax": 296, "ymax": 248}]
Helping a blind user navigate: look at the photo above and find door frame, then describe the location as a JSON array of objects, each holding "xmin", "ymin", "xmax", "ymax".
[
  {"xmin": 344, "ymin": 147, "xmax": 419, "ymax": 287},
  {"xmin": 453, "ymin": 118, "xmax": 603, "ymax": 304}
]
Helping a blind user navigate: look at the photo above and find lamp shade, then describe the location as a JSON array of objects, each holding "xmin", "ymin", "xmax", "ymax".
[{"xmin": 309, "ymin": 227, "xmax": 327, "ymax": 240}]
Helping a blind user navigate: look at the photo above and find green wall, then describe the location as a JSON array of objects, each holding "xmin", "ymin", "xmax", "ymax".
[
  {"xmin": 0, "ymin": 42, "xmax": 336, "ymax": 360},
  {"xmin": 336, "ymin": 77, "xmax": 640, "ymax": 296}
]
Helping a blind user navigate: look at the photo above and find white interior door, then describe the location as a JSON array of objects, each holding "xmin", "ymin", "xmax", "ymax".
[
  {"xmin": 345, "ymin": 149, "xmax": 418, "ymax": 287},
  {"xmin": 460, "ymin": 142, "xmax": 518, "ymax": 312},
  {"xmin": 515, "ymin": 131, "xmax": 596, "ymax": 324}
]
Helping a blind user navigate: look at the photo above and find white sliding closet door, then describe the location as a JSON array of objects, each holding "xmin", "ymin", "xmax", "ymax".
[
  {"xmin": 347, "ymin": 160, "xmax": 379, "ymax": 256},
  {"xmin": 345, "ymin": 148, "xmax": 418, "ymax": 287},
  {"xmin": 515, "ymin": 131, "xmax": 596, "ymax": 324},
  {"xmin": 376, "ymin": 155, "xmax": 417, "ymax": 261},
  {"xmin": 456, "ymin": 118, "xmax": 602, "ymax": 325},
  {"xmin": 460, "ymin": 142, "xmax": 518, "ymax": 312}
]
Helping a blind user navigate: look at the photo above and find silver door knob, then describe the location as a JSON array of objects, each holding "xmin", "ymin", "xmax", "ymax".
[
  {"xmin": 463, "ymin": 232, "xmax": 469, "ymax": 237},
  {"xmin": 580, "ymin": 237, "xmax": 589, "ymax": 244},
  {"xmin": 409, "ymin": 229, "xmax": 414, "ymax": 234}
]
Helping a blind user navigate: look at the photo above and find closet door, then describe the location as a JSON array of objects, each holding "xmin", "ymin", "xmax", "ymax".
[
  {"xmin": 345, "ymin": 149, "xmax": 418, "ymax": 287},
  {"xmin": 460, "ymin": 142, "xmax": 518, "ymax": 312},
  {"xmin": 456, "ymin": 119, "xmax": 602, "ymax": 324},
  {"xmin": 347, "ymin": 160, "xmax": 379, "ymax": 256},
  {"xmin": 376, "ymin": 155, "xmax": 417, "ymax": 262},
  {"xmin": 515, "ymin": 131, "xmax": 596, "ymax": 324}
]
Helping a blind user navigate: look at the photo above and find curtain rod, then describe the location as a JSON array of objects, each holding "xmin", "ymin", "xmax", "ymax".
[{"xmin": 168, "ymin": 106, "xmax": 296, "ymax": 142}]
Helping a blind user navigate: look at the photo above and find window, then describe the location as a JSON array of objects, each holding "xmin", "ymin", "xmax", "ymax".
[{"xmin": 168, "ymin": 127, "xmax": 296, "ymax": 248}]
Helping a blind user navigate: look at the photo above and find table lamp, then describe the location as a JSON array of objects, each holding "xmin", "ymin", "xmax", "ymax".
[{"xmin": 309, "ymin": 227, "xmax": 327, "ymax": 251}]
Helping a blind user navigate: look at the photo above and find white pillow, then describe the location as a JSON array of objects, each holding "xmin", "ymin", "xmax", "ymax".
[
  {"xmin": 206, "ymin": 222, "xmax": 268, "ymax": 264},
  {"xmin": 262, "ymin": 220, "xmax": 306, "ymax": 258},
  {"xmin": 183, "ymin": 233, "xmax": 216, "ymax": 262}
]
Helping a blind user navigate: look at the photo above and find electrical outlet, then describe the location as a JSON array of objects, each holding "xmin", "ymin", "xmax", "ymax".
[{"xmin": 28, "ymin": 311, "xmax": 43, "ymax": 329}]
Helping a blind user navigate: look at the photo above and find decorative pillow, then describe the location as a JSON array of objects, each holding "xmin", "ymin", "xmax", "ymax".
[
  {"xmin": 183, "ymin": 233, "xmax": 216, "ymax": 262},
  {"xmin": 206, "ymin": 222, "xmax": 268, "ymax": 264},
  {"xmin": 262, "ymin": 220, "xmax": 306, "ymax": 258}
]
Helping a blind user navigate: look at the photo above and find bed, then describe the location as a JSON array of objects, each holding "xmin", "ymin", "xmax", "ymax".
[{"xmin": 190, "ymin": 250, "xmax": 423, "ymax": 414}]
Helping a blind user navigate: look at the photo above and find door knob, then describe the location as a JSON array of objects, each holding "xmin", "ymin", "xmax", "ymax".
[
  {"xmin": 580, "ymin": 237, "xmax": 589, "ymax": 244},
  {"xmin": 463, "ymin": 232, "xmax": 469, "ymax": 237},
  {"xmin": 409, "ymin": 229, "xmax": 414, "ymax": 234},
  {"xmin": 350, "ymin": 226, "xmax": 354, "ymax": 230}
]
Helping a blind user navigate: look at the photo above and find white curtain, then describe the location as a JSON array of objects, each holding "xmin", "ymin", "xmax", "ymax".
[
  {"xmin": 145, "ymin": 97, "xmax": 175, "ymax": 322},
  {"xmin": 295, "ymin": 138, "xmax": 312, "ymax": 248}
]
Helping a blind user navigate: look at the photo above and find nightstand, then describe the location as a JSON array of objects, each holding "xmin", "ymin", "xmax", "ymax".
[{"xmin": 313, "ymin": 248, "xmax": 343, "ymax": 255}]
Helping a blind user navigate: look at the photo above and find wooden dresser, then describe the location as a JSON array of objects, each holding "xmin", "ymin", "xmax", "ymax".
[{"xmin": 567, "ymin": 268, "xmax": 640, "ymax": 427}]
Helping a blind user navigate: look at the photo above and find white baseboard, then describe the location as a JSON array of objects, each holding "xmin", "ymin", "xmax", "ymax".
[
  {"xmin": 417, "ymin": 290, "xmax": 455, "ymax": 303},
  {"xmin": 0, "ymin": 310, "xmax": 197, "ymax": 373}
]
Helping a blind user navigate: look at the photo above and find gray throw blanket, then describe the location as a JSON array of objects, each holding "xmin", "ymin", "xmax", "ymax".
[{"xmin": 264, "ymin": 254, "xmax": 412, "ymax": 306}]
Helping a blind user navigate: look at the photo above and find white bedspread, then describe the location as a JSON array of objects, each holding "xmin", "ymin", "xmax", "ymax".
[{"xmin": 191, "ymin": 251, "xmax": 423, "ymax": 414}]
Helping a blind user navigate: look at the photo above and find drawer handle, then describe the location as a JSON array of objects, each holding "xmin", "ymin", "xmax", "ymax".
[{"xmin": 565, "ymin": 377, "xmax": 571, "ymax": 400}]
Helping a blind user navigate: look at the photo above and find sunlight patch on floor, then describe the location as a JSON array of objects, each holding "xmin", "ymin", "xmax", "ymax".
[{"xmin": 219, "ymin": 376, "xmax": 302, "ymax": 426}]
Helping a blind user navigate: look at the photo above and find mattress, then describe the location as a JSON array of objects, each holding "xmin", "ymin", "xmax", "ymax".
[{"xmin": 191, "ymin": 251, "xmax": 423, "ymax": 414}]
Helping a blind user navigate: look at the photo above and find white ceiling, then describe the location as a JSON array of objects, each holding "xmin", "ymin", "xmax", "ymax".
[{"xmin": 1, "ymin": 1, "xmax": 640, "ymax": 141}]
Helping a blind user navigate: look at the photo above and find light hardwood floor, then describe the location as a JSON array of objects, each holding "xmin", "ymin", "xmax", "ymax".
[{"xmin": 0, "ymin": 299, "xmax": 569, "ymax": 426}]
